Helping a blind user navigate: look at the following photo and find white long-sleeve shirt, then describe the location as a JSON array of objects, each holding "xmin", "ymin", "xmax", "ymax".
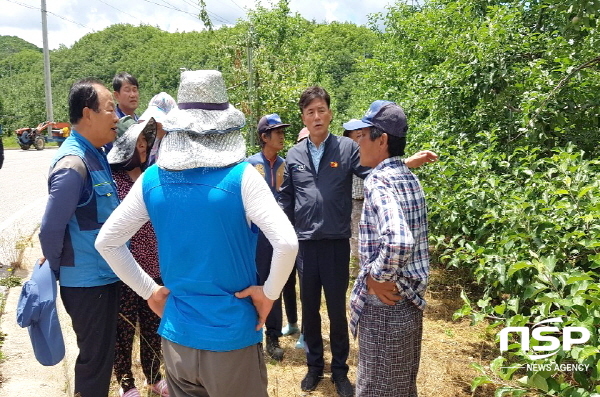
[{"xmin": 95, "ymin": 165, "xmax": 298, "ymax": 300}]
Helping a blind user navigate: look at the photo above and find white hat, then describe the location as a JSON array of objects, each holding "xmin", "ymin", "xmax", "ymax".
[{"xmin": 108, "ymin": 92, "xmax": 176, "ymax": 166}]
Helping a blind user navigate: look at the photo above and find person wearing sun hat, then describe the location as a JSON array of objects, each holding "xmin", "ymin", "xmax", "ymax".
[
  {"xmin": 349, "ymin": 100, "xmax": 430, "ymax": 397},
  {"xmin": 96, "ymin": 70, "xmax": 298, "ymax": 397},
  {"xmin": 107, "ymin": 92, "xmax": 175, "ymax": 397}
]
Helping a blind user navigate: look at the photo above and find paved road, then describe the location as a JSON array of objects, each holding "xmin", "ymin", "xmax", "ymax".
[{"xmin": 0, "ymin": 147, "xmax": 57, "ymax": 266}]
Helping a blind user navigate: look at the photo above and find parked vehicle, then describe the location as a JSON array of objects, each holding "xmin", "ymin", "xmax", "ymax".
[{"xmin": 15, "ymin": 121, "xmax": 70, "ymax": 150}]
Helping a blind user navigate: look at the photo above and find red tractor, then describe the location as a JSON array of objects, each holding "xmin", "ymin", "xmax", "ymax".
[{"xmin": 15, "ymin": 121, "xmax": 70, "ymax": 150}]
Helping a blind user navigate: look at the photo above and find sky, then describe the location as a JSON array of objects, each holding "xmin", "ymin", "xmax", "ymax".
[{"xmin": 0, "ymin": 0, "xmax": 396, "ymax": 50}]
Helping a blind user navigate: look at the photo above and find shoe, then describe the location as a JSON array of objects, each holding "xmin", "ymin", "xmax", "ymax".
[
  {"xmin": 266, "ymin": 335, "xmax": 284, "ymax": 361},
  {"xmin": 281, "ymin": 323, "xmax": 300, "ymax": 336},
  {"xmin": 149, "ymin": 379, "xmax": 170, "ymax": 397},
  {"xmin": 331, "ymin": 375, "xmax": 354, "ymax": 397},
  {"xmin": 295, "ymin": 333, "xmax": 305, "ymax": 349},
  {"xmin": 120, "ymin": 388, "xmax": 141, "ymax": 397},
  {"xmin": 300, "ymin": 371, "xmax": 323, "ymax": 391}
]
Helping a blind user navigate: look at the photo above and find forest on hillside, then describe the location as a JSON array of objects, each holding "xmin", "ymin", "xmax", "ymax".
[{"xmin": 1, "ymin": 0, "xmax": 599, "ymax": 395}]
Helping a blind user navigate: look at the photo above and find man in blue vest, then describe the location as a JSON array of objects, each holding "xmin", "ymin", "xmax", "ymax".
[
  {"xmin": 247, "ymin": 113, "xmax": 299, "ymax": 361},
  {"xmin": 96, "ymin": 70, "xmax": 298, "ymax": 396},
  {"xmin": 39, "ymin": 79, "xmax": 121, "ymax": 397}
]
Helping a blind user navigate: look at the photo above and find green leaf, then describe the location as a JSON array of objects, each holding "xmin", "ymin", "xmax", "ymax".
[
  {"xmin": 471, "ymin": 375, "xmax": 492, "ymax": 391},
  {"xmin": 528, "ymin": 373, "xmax": 548, "ymax": 392},
  {"xmin": 578, "ymin": 345, "xmax": 599, "ymax": 361},
  {"xmin": 508, "ymin": 261, "xmax": 533, "ymax": 277}
]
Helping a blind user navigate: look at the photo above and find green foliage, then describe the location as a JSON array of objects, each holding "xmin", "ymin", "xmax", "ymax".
[
  {"xmin": 0, "ymin": 35, "xmax": 41, "ymax": 59},
  {"xmin": 0, "ymin": 2, "xmax": 599, "ymax": 392}
]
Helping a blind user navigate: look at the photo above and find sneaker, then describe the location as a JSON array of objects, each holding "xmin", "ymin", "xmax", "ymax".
[
  {"xmin": 149, "ymin": 379, "xmax": 170, "ymax": 397},
  {"xmin": 281, "ymin": 323, "xmax": 300, "ymax": 336},
  {"xmin": 331, "ymin": 375, "xmax": 354, "ymax": 397},
  {"xmin": 300, "ymin": 371, "xmax": 323, "ymax": 391},
  {"xmin": 266, "ymin": 335, "xmax": 284, "ymax": 361},
  {"xmin": 120, "ymin": 388, "xmax": 141, "ymax": 397},
  {"xmin": 295, "ymin": 333, "xmax": 305, "ymax": 349}
]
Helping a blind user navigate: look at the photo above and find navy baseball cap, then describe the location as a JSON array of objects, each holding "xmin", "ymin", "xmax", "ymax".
[
  {"xmin": 361, "ymin": 100, "xmax": 408, "ymax": 138},
  {"xmin": 257, "ymin": 113, "xmax": 291, "ymax": 134}
]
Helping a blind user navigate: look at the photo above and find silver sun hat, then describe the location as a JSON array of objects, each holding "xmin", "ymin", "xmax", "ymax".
[
  {"xmin": 107, "ymin": 115, "xmax": 157, "ymax": 166},
  {"xmin": 157, "ymin": 70, "xmax": 247, "ymax": 170},
  {"xmin": 107, "ymin": 92, "xmax": 176, "ymax": 167},
  {"xmin": 160, "ymin": 70, "xmax": 246, "ymax": 135}
]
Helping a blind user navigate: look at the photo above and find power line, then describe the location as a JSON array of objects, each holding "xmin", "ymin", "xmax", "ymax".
[
  {"xmin": 5, "ymin": 0, "xmax": 36, "ymax": 10},
  {"xmin": 6, "ymin": 0, "xmax": 93, "ymax": 30},
  {"xmin": 164, "ymin": 0, "xmax": 233, "ymax": 25},
  {"xmin": 47, "ymin": 11, "xmax": 94, "ymax": 30},
  {"xmin": 97, "ymin": 0, "xmax": 144, "ymax": 24},
  {"xmin": 227, "ymin": 0, "xmax": 246, "ymax": 13}
]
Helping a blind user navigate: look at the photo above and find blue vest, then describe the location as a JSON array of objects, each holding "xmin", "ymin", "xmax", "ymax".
[
  {"xmin": 246, "ymin": 152, "xmax": 285, "ymax": 198},
  {"xmin": 51, "ymin": 131, "xmax": 120, "ymax": 287},
  {"xmin": 142, "ymin": 162, "xmax": 260, "ymax": 351}
]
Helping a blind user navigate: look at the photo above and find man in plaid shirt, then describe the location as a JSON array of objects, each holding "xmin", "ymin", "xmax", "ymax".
[{"xmin": 349, "ymin": 100, "xmax": 430, "ymax": 397}]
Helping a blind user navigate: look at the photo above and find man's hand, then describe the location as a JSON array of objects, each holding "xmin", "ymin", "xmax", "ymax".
[
  {"xmin": 366, "ymin": 275, "xmax": 402, "ymax": 306},
  {"xmin": 147, "ymin": 286, "xmax": 170, "ymax": 318},
  {"xmin": 235, "ymin": 286, "xmax": 275, "ymax": 331},
  {"xmin": 404, "ymin": 150, "xmax": 438, "ymax": 168}
]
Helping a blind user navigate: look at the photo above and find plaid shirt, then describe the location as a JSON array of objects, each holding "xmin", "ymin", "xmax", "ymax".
[{"xmin": 349, "ymin": 156, "xmax": 430, "ymax": 337}]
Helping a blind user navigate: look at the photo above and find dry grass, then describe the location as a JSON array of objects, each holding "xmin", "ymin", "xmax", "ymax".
[{"xmin": 110, "ymin": 264, "xmax": 498, "ymax": 396}]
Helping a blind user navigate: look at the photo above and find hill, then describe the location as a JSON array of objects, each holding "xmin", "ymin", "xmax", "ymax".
[{"xmin": 0, "ymin": 35, "xmax": 41, "ymax": 58}]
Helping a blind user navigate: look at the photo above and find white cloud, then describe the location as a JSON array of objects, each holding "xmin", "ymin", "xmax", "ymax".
[{"xmin": 0, "ymin": 0, "xmax": 394, "ymax": 49}]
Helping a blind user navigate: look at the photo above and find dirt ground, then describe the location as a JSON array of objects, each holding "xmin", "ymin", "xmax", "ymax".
[{"xmin": 111, "ymin": 263, "xmax": 498, "ymax": 397}]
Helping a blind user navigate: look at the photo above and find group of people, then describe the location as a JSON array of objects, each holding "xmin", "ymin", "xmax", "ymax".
[{"xmin": 37, "ymin": 68, "xmax": 436, "ymax": 397}]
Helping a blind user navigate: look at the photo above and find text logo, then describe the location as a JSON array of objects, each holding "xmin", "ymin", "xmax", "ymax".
[{"xmin": 499, "ymin": 317, "xmax": 590, "ymax": 359}]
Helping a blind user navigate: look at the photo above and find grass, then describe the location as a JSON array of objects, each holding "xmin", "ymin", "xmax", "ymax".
[{"xmin": 110, "ymin": 262, "xmax": 497, "ymax": 397}]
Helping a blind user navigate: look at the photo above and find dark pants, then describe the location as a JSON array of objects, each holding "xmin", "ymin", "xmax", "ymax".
[
  {"xmin": 297, "ymin": 239, "xmax": 350, "ymax": 377},
  {"xmin": 282, "ymin": 265, "xmax": 298, "ymax": 325},
  {"xmin": 114, "ymin": 279, "xmax": 163, "ymax": 392},
  {"xmin": 256, "ymin": 232, "xmax": 283, "ymax": 338},
  {"xmin": 61, "ymin": 282, "xmax": 121, "ymax": 397}
]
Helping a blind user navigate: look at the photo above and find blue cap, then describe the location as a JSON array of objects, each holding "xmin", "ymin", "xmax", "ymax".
[
  {"xmin": 257, "ymin": 113, "xmax": 291, "ymax": 133},
  {"xmin": 342, "ymin": 118, "xmax": 371, "ymax": 131},
  {"xmin": 361, "ymin": 100, "xmax": 408, "ymax": 138},
  {"xmin": 16, "ymin": 259, "xmax": 65, "ymax": 366}
]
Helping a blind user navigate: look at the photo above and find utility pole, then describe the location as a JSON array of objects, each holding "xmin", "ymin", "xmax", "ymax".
[{"xmin": 41, "ymin": 0, "xmax": 54, "ymax": 133}]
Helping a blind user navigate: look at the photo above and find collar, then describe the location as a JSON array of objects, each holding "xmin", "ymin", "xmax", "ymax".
[
  {"xmin": 115, "ymin": 105, "xmax": 138, "ymax": 121},
  {"xmin": 307, "ymin": 132, "xmax": 331, "ymax": 149}
]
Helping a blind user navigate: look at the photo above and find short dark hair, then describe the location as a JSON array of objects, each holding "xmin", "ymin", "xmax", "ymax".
[
  {"xmin": 298, "ymin": 86, "xmax": 330, "ymax": 113},
  {"xmin": 112, "ymin": 72, "xmax": 139, "ymax": 92},
  {"xmin": 369, "ymin": 126, "xmax": 406, "ymax": 158},
  {"xmin": 69, "ymin": 78, "xmax": 102, "ymax": 124}
]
